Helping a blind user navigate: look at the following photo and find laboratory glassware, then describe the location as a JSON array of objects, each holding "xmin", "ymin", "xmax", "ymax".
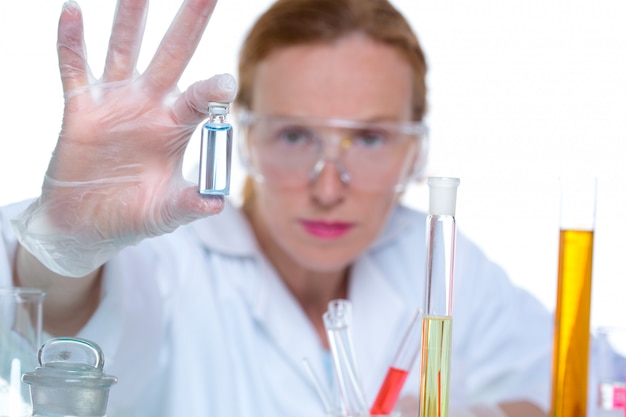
[
  {"xmin": 595, "ymin": 327, "xmax": 626, "ymax": 417},
  {"xmin": 302, "ymin": 357, "xmax": 333, "ymax": 415},
  {"xmin": 22, "ymin": 337, "xmax": 117, "ymax": 417},
  {"xmin": 199, "ymin": 102, "xmax": 232, "ymax": 195},
  {"xmin": 550, "ymin": 177, "xmax": 596, "ymax": 417},
  {"xmin": 323, "ymin": 299, "xmax": 369, "ymax": 417},
  {"xmin": 0, "ymin": 288, "xmax": 45, "ymax": 417},
  {"xmin": 370, "ymin": 308, "xmax": 423, "ymax": 415},
  {"xmin": 418, "ymin": 177, "xmax": 459, "ymax": 417}
]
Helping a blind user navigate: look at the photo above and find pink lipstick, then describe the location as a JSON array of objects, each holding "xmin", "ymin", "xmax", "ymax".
[{"xmin": 299, "ymin": 220, "xmax": 354, "ymax": 239}]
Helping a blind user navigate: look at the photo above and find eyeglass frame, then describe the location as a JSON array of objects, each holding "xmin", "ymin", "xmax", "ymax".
[{"xmin": 235, "ymin": 109, "xmax": 430, "ymax": 192}]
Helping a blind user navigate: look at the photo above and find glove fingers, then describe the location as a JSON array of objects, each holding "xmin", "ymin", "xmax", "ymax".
[
  {"xmin": 141, "ymin": 0, "xmax": 219, "ymax": 95},
  {"xmin": 172, "ymin": 74, "xmax": 237, "ymax": 126},
  {"xmin": 102, "ymin": 0, "xmax": 149, "ymax": 83},
  {"xmin": 57, "ymin": 2, "xmax": 90, "ymax": 103}
]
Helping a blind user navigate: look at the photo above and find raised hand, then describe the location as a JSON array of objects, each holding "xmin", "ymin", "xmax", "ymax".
[{"xmin": 12, "ymin": 0, "xmax": 236, "ymax": 277}]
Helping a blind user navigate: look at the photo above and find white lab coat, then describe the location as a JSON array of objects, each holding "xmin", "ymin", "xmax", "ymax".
[{"xmin": 0, "ymin": 199, "xmax": 553, "ymax": 417}]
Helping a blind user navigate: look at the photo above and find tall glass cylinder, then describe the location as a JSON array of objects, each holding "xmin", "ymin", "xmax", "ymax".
[
  {"xmin": 419, "ymin": 177, "xmax": 459, "ymax": 417},
  {"xmin": 550, "ymin": 176, "xmax": 596, "ymax": 417},
  {"xmin": 323, "ymin": 299, "xmax": 368, "ymax": 417}
]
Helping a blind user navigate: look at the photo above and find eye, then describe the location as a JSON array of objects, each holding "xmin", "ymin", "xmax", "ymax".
[
  {"xmin": 353, "ymin": 129, "xmax": 390, "ymax": 148},
  {"xmin": 276, "ymin": 127, "xmax": 315, "ymax": 146}
]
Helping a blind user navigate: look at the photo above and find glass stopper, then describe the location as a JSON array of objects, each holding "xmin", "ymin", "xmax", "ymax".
[{"xmin": 38, "ymin": 337, "xmax": 104, "ymax": 369}]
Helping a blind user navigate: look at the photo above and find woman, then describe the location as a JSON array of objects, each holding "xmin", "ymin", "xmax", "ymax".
[{"xmin": 0, "ymin": 0, "xmax": 552, "ymax": 416}]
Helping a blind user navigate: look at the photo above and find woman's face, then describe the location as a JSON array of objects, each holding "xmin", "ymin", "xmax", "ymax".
[{"xmin": 247, "ymin": 33, "xmax": 416, "ymax": 272}]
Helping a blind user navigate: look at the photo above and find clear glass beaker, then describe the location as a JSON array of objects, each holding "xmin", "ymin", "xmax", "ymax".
[{"xmin": 0, "ymin": 287, "xmax": 45, "ymax": 417}]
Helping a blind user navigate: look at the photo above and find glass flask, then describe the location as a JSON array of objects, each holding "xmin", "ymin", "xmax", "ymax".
[{"xmin": 22, "ymin": 337, "xmax": 117, "ymax": 417}]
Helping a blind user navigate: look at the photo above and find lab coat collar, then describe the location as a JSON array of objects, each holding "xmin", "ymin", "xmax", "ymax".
[
  {"xmin": 191, "ymin": 199, "xmax": 418, "ymax": 400},
  {"xmin": 252, "ymin": 238, "xmax": 410, "ymax": 404},
  {"xmin": 347, "ymin": 254, "xmax": 413, "ymax": 398}
]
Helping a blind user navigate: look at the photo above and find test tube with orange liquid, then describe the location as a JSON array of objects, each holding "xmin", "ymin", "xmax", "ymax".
[{"xmin": 550, "ymin": 177, "xmax": 596, "ymax": 417}]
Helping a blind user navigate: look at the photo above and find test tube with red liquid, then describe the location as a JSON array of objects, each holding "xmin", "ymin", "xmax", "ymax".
[{"xmin": 370, "ymin": 308, "xmax": 423, "ymax": 415}]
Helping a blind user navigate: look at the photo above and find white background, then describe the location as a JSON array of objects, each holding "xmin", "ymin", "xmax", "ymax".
[{"xmin": 1, "ymin": 1, "xmax": 625, "ymax": 330}]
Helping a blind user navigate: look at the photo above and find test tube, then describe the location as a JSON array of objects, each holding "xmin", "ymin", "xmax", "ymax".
[
  {"xmin": 419, "ymin": 177, "xmax": 459, "ymax": 417},
  {"xmin": 323, "ymin": 299, "xmax": 368, "ymax": 417},
  {"xmin": 550, "ymin": 177, "xmax": 596, "ymax": 417},
  {"xmin": 370, "ymin": 308, "xmax": 423, "ymax": 415}
]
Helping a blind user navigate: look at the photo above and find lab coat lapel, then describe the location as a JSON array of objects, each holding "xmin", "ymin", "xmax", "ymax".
[
  {"xmin": 191, "ymin": 199, "xmax": 419, "ymax": 404},
  {"xmin": 348, "ymin": 254, "xmax": 412, "ymax": 401},
  {"xmin": 192, "ymin": 199, "xmax": 327, "ymax": 387},
  {"xmin": 252, "ymin": 255, "xmax": 331, "ymax": 399},
  {"xmin": 251, "ymin": 253, "xmax": 410, "ymax": 407}
]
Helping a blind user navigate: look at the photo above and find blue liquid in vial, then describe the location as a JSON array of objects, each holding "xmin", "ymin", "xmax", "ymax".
[{"xmin": 199, "ymin": 124, "xmax": 232, "ymax": 195}]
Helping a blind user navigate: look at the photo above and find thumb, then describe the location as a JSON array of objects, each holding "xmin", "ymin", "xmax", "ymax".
[
  {"xmin": 159, "ymin": 185, "xmax": 226, "ymax": 233},
  {"xmin": 177, "ymin": 184, "xmax": 226, "ymax": 219}
]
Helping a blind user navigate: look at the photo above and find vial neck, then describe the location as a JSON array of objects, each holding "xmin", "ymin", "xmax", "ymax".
[{"xmin": 209, "ymin": 113, "xmax": 227, "ymax": 124}]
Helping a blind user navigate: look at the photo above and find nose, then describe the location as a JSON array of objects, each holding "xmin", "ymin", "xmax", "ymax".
[{"xmin": 309, "ymin": 159, "xmax": 349, "ymax": 207}]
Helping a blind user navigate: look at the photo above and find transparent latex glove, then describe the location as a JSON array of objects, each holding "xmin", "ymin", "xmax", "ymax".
[{"xmin": 11, "ymin": 0, "xmax": 236, "ymax": 277}]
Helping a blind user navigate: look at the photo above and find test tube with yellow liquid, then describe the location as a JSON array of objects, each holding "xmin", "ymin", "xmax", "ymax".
[
  {"xmin": 550, "ymin": 177, "xmax": 596, "ymax": 417},
  {"xmin": 419, "ymin": 177, "xmax": 459, "ymax": 417}
]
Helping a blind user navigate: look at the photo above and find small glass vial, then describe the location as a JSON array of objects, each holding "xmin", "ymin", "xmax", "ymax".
[
  {"xmin": 22, "ymin": 337, "xmax": 117, "ymax": 417},
  {"xmin": 199, "ymin": 102, "xmax": 233, "ymax": 196}
]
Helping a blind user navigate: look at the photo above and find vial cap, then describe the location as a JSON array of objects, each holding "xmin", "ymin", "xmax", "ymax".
[
  {"xmin": 427, "ymin": 177, "xmax": 460, "ymax": 216},
  {"xmin": 208, "ymin": 101, "xmax": 229, "ymax": 115}
]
